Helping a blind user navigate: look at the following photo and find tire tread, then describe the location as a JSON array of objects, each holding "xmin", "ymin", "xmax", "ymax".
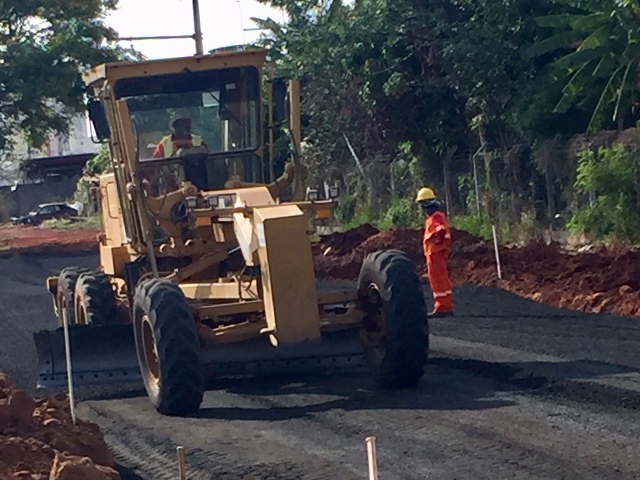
[
  {"xmin": 358, "ymin": 249, "xmax": 428, "ymax": 388},
  {"xmin": 133, "ymin": 279, "xmax": 204, "ymax": 416}
]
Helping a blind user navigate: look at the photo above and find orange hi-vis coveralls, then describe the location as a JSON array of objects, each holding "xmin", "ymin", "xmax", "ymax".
[{"xmin": 423, "ymin": 210, "xmax": 453, "ymax": 313}]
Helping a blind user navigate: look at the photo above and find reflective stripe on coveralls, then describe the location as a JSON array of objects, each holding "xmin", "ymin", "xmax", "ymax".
[
  {"xmin": 423, "ymin": 211, "xmax": 453, "ymax": 313},
  {"xmin": 161, "ymin": 134, "xmax": 203, "ymax": 157}
]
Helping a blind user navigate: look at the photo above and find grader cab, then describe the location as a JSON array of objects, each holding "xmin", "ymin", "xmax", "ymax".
[{"xmin": 33, "ymin": 48, "xmax": 429, "ymax": 416}]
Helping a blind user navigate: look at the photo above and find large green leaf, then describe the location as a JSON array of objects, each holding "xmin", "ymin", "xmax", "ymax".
[
  {"xmin": 570, "ymin": 12, "xmax": 609, "ymax": 32},
  {"xmin": 619, "ymin": 41, "xmax": 640, "ymax": 62},
  {"xmin": 554, "ymin": 59, "xmax": 599, "ymax": 112},
  {"xmin": 612, "ymin": 59, "xmax": 636, "ymax": 122},
  {"xmin": 554, "ymin": 45, "xmax": 610, "ymax": 70},
  {"xmin": 577, "ymin": 23, "xmax": 614, "ymax": 50},
  {"xmin": 587, "ymin": 63, "xmax": 626, "ymax": 132},
  {"xmin": 591, "ymin": 53, "xmax": 617, "ymax": 78},
  {"xmin": 524, "ymin": 31, "xmax": 583, "ymax": 58},
  {"xmin": 533, "ymin": 14, "xmax": 589, "ymax": 28}
]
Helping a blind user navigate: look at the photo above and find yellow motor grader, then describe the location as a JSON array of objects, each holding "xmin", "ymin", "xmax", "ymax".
[{"xmin": 33, "ymin": 48, "xmax": 429, "ymax": 416}]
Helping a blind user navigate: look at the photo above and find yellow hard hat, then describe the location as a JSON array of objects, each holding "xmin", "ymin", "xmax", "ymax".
[{"xmin": 415, "ymin": 187, "xmax": 436, "ymax": 203}]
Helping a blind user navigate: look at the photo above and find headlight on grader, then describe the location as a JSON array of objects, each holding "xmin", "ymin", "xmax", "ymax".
[
  {"xmin": 306, "ymin": 188, "xmax": 319, "ymax": 202},
  {"xmin": 206, "ymin": 195, "xmax": 219, "ymax": 208},
  {"xmin": 206, "ymin": 194, "xmax": 235, "ymax": 209},
  {"xmin": 328, "ymin": 185, "xmax": 340, "ymax": 199},
  {"xmin": 218, "ymin": 194, "xmax": 235, "ymax": 208},
  {"xmin": 186, "ymin": 196, "xmax": 198, "ymax": 209}
]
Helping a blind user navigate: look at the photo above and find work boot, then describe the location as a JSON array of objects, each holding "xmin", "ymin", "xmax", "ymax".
[{"xmin": 428, "ymin": 310, "xmax": 454, "ymax": 318}]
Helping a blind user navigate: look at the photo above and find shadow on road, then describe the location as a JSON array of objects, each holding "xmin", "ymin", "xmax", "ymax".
[
  {"xmin": 430, "ymin": 356, "xmax": 636, "ymax": 383},
  {"xmin": 195, "ymin": 365, "xmax": 517, "ymax": 421}
]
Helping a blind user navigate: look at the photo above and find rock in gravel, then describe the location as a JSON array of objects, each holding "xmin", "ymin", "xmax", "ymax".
[
  {"xmin": 0, "ymin": 436, "xmax": 56, "ymax": 478},
  {"xmin": 10, "ymin": 389, "xmax": 36, "ymax": 426},
  {"xmin": 0, "ymin": 371, "xmax": 120, "ymax": 479},
  {"xmin": 49, "ymin": 453, "xmax": 119, "ymax": 480},
  {"xmin": 0, "ymin": 372, "xmax": 11, "ymax": 390},
  {"xmin": 0, "ymin": 399, "xmax": 11, "ymax": 430}
]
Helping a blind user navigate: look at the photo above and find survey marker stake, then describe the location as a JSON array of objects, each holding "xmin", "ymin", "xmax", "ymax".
[
  {"xmin": 62, "ymin": 309, "xmax": 76, "ymax": 425},
  {"xmin": 177, "ymin": 446, "xmax": 187, "ymax": 479},
  {"xmin": 366, "ymin": 436, "xmax": 379, "ymax": 480},
  {"xmin": 492, "ymin": 224, "xmax": 503, "ymax": 280}
]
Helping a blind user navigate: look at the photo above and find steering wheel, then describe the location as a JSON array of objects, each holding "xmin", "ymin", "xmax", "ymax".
[{"xmin": 175, "ymin": 146, "xmax": 209, "ymax": 157}]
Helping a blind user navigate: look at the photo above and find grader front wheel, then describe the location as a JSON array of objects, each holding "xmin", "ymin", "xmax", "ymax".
[
  {"xmin": 132, "ymin": 278, "xmax": 204, "ymax": 416},
  {"xmin": 357, "ymin": 249, "xmax": 428, "ymax": 389}
]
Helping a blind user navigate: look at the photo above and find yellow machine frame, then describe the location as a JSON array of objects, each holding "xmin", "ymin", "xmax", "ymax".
[{"xmin": 35, "ymin": 48, "xmax": 428, "ymax": 417}]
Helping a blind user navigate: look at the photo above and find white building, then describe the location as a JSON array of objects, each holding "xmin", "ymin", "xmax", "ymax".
[
  {"xmin": 1, "ymin": 114, "xmax": 99, "ymax": 187},
  {"xmin": 46, "ymin": 115, "xmax": 100, "ymax": 157}
]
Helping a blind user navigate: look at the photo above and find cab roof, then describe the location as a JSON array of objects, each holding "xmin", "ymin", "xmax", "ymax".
[{"xmin": 83, "ymin": 48, "xmax": 268, "ymax": 88}]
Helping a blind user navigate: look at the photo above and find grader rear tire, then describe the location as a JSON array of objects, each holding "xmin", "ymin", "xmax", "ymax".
[
  {"xmin": 133, "ymin": 278, "xmax": 204, "ymax": 416},
  {"xmin": 56, "ymin": 266, "xmax": 90, "ymax": 326},
  {"xmin": 74, "ymin": 271, "xmax": 119, "ymax": 325},
  {"xmin": 358, "ymin": 249, "xmax": 428, "ymax": 389}
]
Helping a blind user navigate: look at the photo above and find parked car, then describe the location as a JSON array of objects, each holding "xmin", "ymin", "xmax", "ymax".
[{"xmin": 11, "ymin": 203, "xmax": 79, "ymax": 226}]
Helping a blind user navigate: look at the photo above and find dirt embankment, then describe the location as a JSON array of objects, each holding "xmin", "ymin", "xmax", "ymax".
[
  {"xmin": 0, "ymin": 226, "xmax": 98, "ymax": 256},
  {"xmin": 0, "ymin": 371, "xmax": 119, "ymax": 480},
  {"xmin": 313, "ymin": 224, "xmax": 640, "ymax": 318},
  {"xmin": 4, "ymin": 222, "xmax": 640, "ymax": 318}
]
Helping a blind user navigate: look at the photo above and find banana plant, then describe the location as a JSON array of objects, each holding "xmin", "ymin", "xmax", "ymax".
[{"xmin": 526, "ymin": 0, "xmax": 640, "ymax": 133}]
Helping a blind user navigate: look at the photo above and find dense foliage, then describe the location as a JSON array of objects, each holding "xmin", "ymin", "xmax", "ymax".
[
  {"xmin": 4, "ymin": 0, "xmax": 640, "ymax": 241},
  {"xmin": 0, "ymin": 0, "xmax": 137, "ymax": 152},
  {"xmin": 252, "ymin": 0, "xmax": 640, "ymax": 241},
  {"xmin": 568, "ymin": 143, "xmax": 640, "ymax": 241}
]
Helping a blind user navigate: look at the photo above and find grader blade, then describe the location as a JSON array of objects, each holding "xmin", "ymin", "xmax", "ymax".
[
  {"xmin": 200, "ymin": 330, "xmax": 368, "ymax": 380},
  {"xmin": 33, "ymin": 324, "xmax": 141, "ymax": 389},
  {"xmin": 34, "ymin": 325, "xmax": 367, "ymax": 390}
]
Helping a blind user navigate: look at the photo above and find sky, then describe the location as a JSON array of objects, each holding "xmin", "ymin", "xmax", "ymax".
[{"xmin": 105, "ymin": 0, "xmax": 286, "ymax": 60}]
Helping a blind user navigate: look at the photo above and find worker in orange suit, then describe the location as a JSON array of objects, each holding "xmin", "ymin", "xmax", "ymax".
[{"xmin": 416, "ymin": 187, "xmax": 453, "ymax": 318}]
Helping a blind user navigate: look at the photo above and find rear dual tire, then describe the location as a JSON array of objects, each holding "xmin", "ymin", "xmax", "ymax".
[
  {"xmin": 56, "ymin": 267, "xmax": 119, "ymax": 326},
  {"xmin": 56, "ymin": 267, "xmax": 90, "ymax": 326},
  {"xmin": 74, "ymin": 271, "xmax": 119, "ymax": 325}
]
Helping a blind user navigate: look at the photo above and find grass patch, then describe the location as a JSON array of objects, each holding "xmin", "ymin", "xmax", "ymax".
[{"xmin": 40, "ymin": 215, "xmax": 101, "ymax": 230}]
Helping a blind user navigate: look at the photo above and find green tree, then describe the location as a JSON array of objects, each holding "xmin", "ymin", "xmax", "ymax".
[
  {"xmin": 255, "ymin": 0, "xmax": 469, "ymax": 210},
  {"xmin": 0, "ymin": 0, "xmax": 138, "ymax": 153},
  {"xmin": 568, "ymin": 143, "xmax": 640, "ymax": 241},
  {"xmin": 254, "ymin": 0, "xmax": 617, "ymax": 230}
]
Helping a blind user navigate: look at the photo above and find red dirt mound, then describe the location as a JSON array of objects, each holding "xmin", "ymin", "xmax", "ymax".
[
  {"xmin": 312, "ymin": 223, "xmax": 380, "ymax": 257},
  {"xmin": 312, "ymin": 225, "xmax": 640, "ymax": 318},
  {"xmin": 313, "ymin": 226, "xmax": 482, "ymax": 281},
  {"xmin": 0, "ymin": 372, "xmax": 119, "ymax": 479},
  {"xmin": 451, "ymin": 241, "xmax": 640, "ymax": 316},
  {"xmin": 0, "ymin": 225, "xmax": 98, "ymax": 255}
]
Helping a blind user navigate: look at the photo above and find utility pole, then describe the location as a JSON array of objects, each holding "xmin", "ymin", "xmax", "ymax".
[{"xmin": 192, "ymin": 0, "xmax": 204, "ymax": 55}]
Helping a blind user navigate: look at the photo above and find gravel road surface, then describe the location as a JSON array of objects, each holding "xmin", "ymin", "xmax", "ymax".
[{"xmin": 1, "ymin": 253, "xmax": 639, "ymax": 479}]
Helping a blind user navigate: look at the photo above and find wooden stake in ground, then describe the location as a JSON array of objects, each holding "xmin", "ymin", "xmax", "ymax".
[
  {"xmin": 62, "ymin": 309, "xmax": 76, "ymax": 425},
  {"xmin": 492, "ymin": 225, "xmax": 503, "ymax": 280},
  {"xmin": 366, "ymin": 436, "xmax": 379, "ymax": 480},
  {"xmin": 177, "ymin": 446, "xmax": 187, "ymax": 479}
]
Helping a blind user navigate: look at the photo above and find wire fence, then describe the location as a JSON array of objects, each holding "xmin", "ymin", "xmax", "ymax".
[{"xmin": 347, "ymin": 128, "xmax": 640, "ymax": 236}]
